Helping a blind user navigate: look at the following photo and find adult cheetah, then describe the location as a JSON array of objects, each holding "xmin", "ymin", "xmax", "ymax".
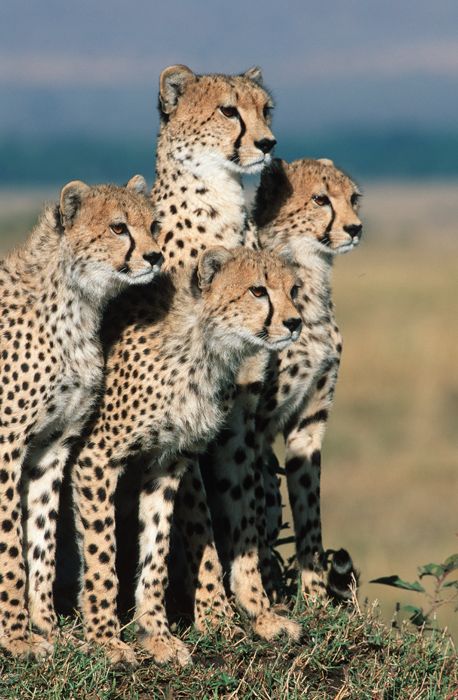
[
  {"xmin": 199, "ymin": 158, "xmax": 362, "ymax": 618},
  {"xmin": 72, "ymin": 65, "xmax": 300, "ymax": 666},
  {"xmin": 145, "ymin": 66, "xmax": 302, "ymax": 642},
  {"xmin": 0, "ymin": 177, "xmax": 162, "ymax": 659}
]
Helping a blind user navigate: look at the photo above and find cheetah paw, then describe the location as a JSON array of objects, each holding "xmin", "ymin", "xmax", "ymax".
[
  {"xmin": 194, "ymin": 598, "xmax": 242, "ymax": 636},
  {"xmin": 55, "ymin": 627, "xmax": 83, "ymax": 648},
  {"xmin": 195, "ymin": 609, "xmax": 244, "ymax": 640},
  {"xmin": 137, "ymin": 633, "xmax": 192, "ymax": 666},
  {"xmin": 29, "ymin": 607, "xmax": 58, "ymax": 642},
  {"xmin": 252, "ymin": 610, "xmax": 301, "ymax": 642},
  {"xmin": 301, "ymin": 569, "xmax": 327, "ymax": 601},
  {"xmin": 0, "ymin": 631, "xmax": 54, "ymax": 660},
  {"xmin": 83, "ymin": 638, "xmax": 138, "ymax": 667}
]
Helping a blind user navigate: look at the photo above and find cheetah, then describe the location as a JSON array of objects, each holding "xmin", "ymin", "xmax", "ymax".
[
  {"xmin": 144, "ymin": 67, "xmax": 302, "ymax": 641},
  {"xmin": 72, "ymin": 64, "xmax": 296, "ymax": 666},
  {"xmin": 152, "ymin": 63, "xmax": 275, "ymax": 266},
  {"xmin": 0, "ymin": 176, "xmax": 162, "ymax": 659},
  {"xmin": 73, "ymin": 247, "xmax": 301, "ymax": 666},
  {"xmin": 203, "ymin": 158, "xmax": 362, "ymax": 613},
  {"xmin": 155, "ymin": 66, "xmax": 303, "ymax": 639},
  {"xmin": 254, "ymin": 158, "xmax": 362, "ymax": 600}
]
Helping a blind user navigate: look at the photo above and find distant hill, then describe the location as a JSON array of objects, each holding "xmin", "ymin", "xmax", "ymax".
[
  {"xmin": 280, "ymin": 128, "xmax": 458, "ymax": 180},
  {"xmin": 1, "ymin": 128, "xmax": 458, "ymax": 186}
]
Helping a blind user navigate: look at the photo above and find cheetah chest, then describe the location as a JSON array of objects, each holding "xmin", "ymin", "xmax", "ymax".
[
  {"xmin": 268, "ymin": 327, "xmax": 334, "ymax": 426},
  {"xmin": 56, "ymin": 375, "xmax": 100, "ymax": 425},
  {"xmin": 37, "ymin": 338, "xmax": 103, "ymax": 439}
]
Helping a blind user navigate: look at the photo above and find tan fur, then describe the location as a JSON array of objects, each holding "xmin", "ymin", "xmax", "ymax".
[{"xmin": 0, "ymin": 178, "xmax": 161, "ymax": 659}]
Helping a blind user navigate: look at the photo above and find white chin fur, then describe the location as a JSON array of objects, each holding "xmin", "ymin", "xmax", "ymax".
[
  {"xmin": 225, "ymin": 155, "xmax": 271, "ymax": 176},
  {"xmin": 334, "ymin": 242, "xmax": 357, "ymax": 255},
  {"xmin": 266, "ymin": 337, "xmax": 295, "ymax": 351},
  {"xmin": 74, "ymin": 263, "xmax": 161, "ymax": 305},
  {"xmin": 124, "ymin": 266, "xmax": 162, "ymax": 285},
  {"xmin": 175, "ymin": 146, "xmax": 270, "ymax": 178},
  {"xmin": 223, "ymin": 328, "xmax": 294, "ymax": 355}
]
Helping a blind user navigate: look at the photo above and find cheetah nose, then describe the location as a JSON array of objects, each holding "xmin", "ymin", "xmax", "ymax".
[
  {"xmin": 344, "ymin": 224, "xmax": 362, "ymax": 239},
  {"xmin": 255, "ymin": 138, "xmax": 277, "ymax": 154},
  {"xmin": 283, "ymin": 317, "xmax": 302, "ymax": 334},
  {"xmin": 143, "ymin": 251, "xmax": 164, "ymax": 268}
]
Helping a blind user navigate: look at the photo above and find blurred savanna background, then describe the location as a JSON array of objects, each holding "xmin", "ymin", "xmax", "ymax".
[{"xmin": 1, "ymin": 0, "xmax": 457, "ymax": 641}]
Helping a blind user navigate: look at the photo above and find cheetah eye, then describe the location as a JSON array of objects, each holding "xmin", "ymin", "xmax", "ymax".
[
  {"xmin": 263, "ymin": 104, "xmax": 273, "ymax": 119},
  {"xmin": 220, "ymin": 105, "xmax": 239, "ymax": 119},
  {"xmin": 290, "ymin": 285, "xmax": 300, "ymax": 300},
  {"xmin": 351, "ymin": 193, "xmax": 361, "ymax": 207},
  {"xmin": 250, "ymin": 286, "xmax": 268, "ymax": 298},
  {"xmin": 150, "ymin": 220, "xmax": 160, "ymax": 237},
  {"xmin": 312, "ymin": 194, "xmax": 330, "ymax": 207},
  {"xmin": 110, "ymin": 222, "xmax": 128, "ymax": 235}
]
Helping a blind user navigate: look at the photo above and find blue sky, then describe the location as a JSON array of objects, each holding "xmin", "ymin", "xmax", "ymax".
[{"xmin": 1, "ymin": 0, "xmax": 457, "ymax": 135}]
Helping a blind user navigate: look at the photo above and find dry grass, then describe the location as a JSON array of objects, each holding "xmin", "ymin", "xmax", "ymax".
[
  {"xmin": 0, "ymin": 601, "xmax": 456, "ymax": 699},
  {"xmin": 0, "ymin": 188, "xmax": 57, "ymax": 252}
]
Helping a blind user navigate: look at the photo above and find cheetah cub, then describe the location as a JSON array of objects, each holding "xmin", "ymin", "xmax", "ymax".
[
  {"xmin": 73, "ymin": 247, "xmax": 301, "ymax": 667},
  {"xmin": 254, "ymin": 158, "xmax": 362, "ymax": 600},
  {"xmin": 200, "ymin": 158, "xmax": 362, "ymax": 626},
  {"xmin": 0, "ymin": 177, "xmax": 162, "ymax": 659}
]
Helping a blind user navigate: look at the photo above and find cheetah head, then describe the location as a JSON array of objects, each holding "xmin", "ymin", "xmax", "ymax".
[
  {"xmin": 158, "ymin": 65, "xmax": 276, "ymax": 176},
  {"xmin": 198, "ymin": 247, "xmax": 302, "ymax": 353},
  {"xmin": 59, "ymin": 175, "xmax": 163, "ymax": 298},
  {"xmin": 254, "ymin": 158, "xmax": 362, "ymax": 258}
]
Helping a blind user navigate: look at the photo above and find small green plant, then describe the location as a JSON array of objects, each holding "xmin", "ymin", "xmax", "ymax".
[{"xmin": 371, "ymin": 553, "xmax": 458, "ymax": 631}]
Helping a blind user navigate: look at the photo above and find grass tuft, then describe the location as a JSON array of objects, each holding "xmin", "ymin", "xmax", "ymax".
[{"xmin": 0, "ymin": 598, "xmax": 456, "ymax": 699}]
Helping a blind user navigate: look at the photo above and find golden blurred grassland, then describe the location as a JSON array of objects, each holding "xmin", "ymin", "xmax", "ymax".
[
  {"xmin": 278, "ymin": 181, "xmax": 458, "ymax": 637},
  {"xmin": 1, "ymin": 181, "xmax": 457, "ymax": 636}
]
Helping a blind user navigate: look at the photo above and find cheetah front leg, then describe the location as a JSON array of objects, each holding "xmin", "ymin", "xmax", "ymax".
[
  {"xmin": 0, "ymin": 434, "xmax": 53, "ymax": 660},
  {"xmin": 174, "ymin": 459, "xmax": 235, "ymax": 635},
  {"xmin": 73, "ymin": 447, "xmax": 133, "ymax": 665},
  {"xmin": 256, "ymin": 440, "xmax": 284, "ymax": 600},
  {"xmin": 228, "ymin": 442, "xmax": 300, "ymax": 642},
  {"xmin": 284, "ymin": 363, "xmax": 339, "ymax": 601},
  {"xmin": 25, "ymin": 429, "xmax": 83, "ymax": 641},
  {"xmin": 134, "ymin": 457, "xmax": 191, "ymax": 666},
  {"xmin": 207, "ymin": 397, "xmax": 301, "ymax": 643}
]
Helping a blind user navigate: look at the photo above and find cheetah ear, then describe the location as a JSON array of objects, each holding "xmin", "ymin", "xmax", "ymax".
[
  {"xmin": 198, "ymin": 246, "xmax": 234, "ymax": 290},
  {"xmin": 318, "ymin": 158, "xmax": 334, "ymax": 167},
  {"xmin": 159, "ymin": 65, "xmax": 196, "ymax": 116},
  {"xmin": 126, "ymin": 174, "xmax": 148, "ymax": 196},
  {"xmin": 59, "ymin": 181, "xmax": 91, "ymax": 227},
  {"xmin": 243, "ymin": 66, "xmax": 263, "ymax": 86}
]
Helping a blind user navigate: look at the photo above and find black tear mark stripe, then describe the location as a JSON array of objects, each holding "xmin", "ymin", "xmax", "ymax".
[
  {"xmin": 124, "ymin": 231, "xmax": 136, "ymax": 264},
  {"xmin": 321, "ymin": 194, "xmax": 335, "ymax": 246},
  {"xmin": 232, "ymin": 114, "xmax": 246, "ymax": 163},
  {"xmin": 118, "ymin": 230, "xmax": 136, "ymax": 273},
  {"xmin": 263, "ymin": 294, "xmax": 273, "ymax": 329}
]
